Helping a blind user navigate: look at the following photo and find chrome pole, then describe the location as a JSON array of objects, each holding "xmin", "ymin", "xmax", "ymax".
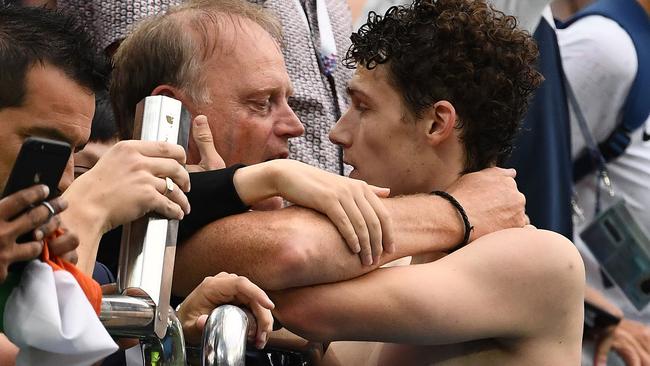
[
  {"xmin": 100, "ymin": 96, "xmax": 190, "ymax": 365},
  {"xmin": 201, "ymin": 305, "xmax": 256, "ymax": 366}
]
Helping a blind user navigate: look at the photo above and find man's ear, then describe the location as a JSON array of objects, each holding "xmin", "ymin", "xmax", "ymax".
[
  {"xmin": 423, "ymin": 100, "xmax": 456, "ymax": 146},
  {"xmin": 151, "ymin": 84, "xmax": 196, "ymax": 113}
]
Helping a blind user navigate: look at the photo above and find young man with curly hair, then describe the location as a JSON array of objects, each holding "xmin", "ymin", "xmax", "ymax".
[{"xmin": 270, "ymin": 1, "xmax": 586, "ymax": 364}]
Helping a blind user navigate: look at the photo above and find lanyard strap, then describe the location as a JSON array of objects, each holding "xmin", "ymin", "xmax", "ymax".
[{"xmin": 563, "ymin": 73, "xmax": 614, "ymax": 215}]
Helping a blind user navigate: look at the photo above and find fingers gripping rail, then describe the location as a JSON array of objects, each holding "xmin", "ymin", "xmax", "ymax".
[
  {"xmin": 99, "ymin": 96, "xmax": 256, "ymax": 365},
  {"xmin": 100, "ymin": 96, "xmax": 189, "ymax": 364}
]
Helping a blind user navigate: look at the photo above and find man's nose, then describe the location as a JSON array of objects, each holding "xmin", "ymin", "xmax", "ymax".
[
  {"xmin": 275, "ymin": 105, "xmax": 305, "ymax": 138},
  {"xmin": 329, "ymin": 117, "xmax": 352, "ymax": 148}
]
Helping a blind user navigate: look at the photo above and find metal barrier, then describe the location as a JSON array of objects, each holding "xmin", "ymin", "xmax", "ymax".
[
  {"xmin": 201, "ymin": 305, "xmax": 255, "ymax": 366},
  {"xmin": 98, "ymin": 96, "xmax": 256, "ymax": 366},
  {"xmin": 100, "ymin": 96, "xmax": 190, "ymax": 365}
]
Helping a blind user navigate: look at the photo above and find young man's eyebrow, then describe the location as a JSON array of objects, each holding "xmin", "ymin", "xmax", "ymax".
[
  {"xmin": 346, "ymin": 86, "xmax": 369, "ymax": 99},
  {"xmin": 346, "ymin": 86, "xmax": 375, "ymax": 107},
  {"xmin": 28, "ymin": 126, "xmax": 75, "ymax": 146}
]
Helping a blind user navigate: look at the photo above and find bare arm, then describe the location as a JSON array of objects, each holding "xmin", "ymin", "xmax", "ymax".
[
  {"xmin": 271, "ymin": 228, "xmax": 585, "ymax": 346},
  {"xmin": 173, "ymin": 167, "xmax": 527, "ymax": 294},
  {"xmin": 174, "ymin": 193, "xmax": 462, "ymax": 294}
]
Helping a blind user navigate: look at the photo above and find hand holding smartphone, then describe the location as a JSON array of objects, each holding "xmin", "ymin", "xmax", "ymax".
[
  {"xmin": 0, "ymin": 137, "xmax": 72, "ymax": 277},
  {"xmin": 2, "ymin": 137, "xmax": 71, "ymax": 201},
  {"xmin": 0, "ymin": 185, "xmax": 59, "ymax": 281}
]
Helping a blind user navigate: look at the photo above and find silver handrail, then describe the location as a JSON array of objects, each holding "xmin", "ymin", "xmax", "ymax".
[
  {"xmin": 202, "ymin": 305, "xmax": 256, "ymax": 366},
  {"xmin": 99, "ymin": 294, "xmax": 155, "ymax": 337},
  {"xmin": 100, "ymin": 96, "xmax": 191, "ymax": 365}
]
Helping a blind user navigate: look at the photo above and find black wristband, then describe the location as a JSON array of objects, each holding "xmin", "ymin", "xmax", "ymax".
[{"xmin": 431, "ymin": 190, "xmax": 473, "ymax": 251}]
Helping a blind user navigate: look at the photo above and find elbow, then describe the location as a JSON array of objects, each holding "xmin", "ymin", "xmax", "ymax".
[
  {"xmin": 271, "ymin": 292, "xmax": 334, "ymax": 342},
  {"xmin": 261, "ymin": 218, "xmax": 316, "ymax": 290},
  {"xmin": 265, "ymin": 243, "xmax": 311, "ymax": 290}
]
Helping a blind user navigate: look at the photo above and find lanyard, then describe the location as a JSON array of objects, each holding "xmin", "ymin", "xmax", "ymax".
[{"xmin": 563, "ymin": 73, "xmax": 615, "ymax": 218}]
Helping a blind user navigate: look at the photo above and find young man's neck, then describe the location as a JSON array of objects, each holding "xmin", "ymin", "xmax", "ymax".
[
  {"xmin": 404, "ymin": 157, "xmax": 464, "ymax": 196},
  {"xmin": 429, "ymin": 137, "xmax": 466, "ymax": 192}
]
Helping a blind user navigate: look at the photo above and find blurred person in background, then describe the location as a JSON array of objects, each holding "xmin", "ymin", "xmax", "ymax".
[{"xmin": 555, "ymin": 0, "xmax": 650, "ymax": 365}]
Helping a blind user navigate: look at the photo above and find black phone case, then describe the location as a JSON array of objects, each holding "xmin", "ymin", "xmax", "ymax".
[
  {"xmin": 2, "ymin": 137, "xmax": 71, "ymax": 200},
  {"xmin": 2, "ymin": 137, "xmax": 71, "ymax": 250}
]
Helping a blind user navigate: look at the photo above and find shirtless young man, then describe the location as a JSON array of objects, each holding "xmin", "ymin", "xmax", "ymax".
[{"xmin": 270, "ymin": 1, "xmax": 586, "ymax": 364}]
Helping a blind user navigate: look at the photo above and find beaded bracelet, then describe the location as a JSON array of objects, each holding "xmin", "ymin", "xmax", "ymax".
[{"xmin": 431, "ymin": 190, "xmax": 473, "ymax": 251}]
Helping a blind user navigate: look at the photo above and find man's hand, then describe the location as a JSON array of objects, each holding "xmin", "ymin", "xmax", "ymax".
[
  {"xmin": 595, "ymin": 319, "xmax": 650, "ymax": 366},
  {"xmin": 585, "ymin": 286, "xmax": 647, "ymax": 366},
  {"xmin": 0, "ymin": 185, "xmax": 74, "ymax": 281},
  {"xmin": 64, "ymin": 140, "xmax": 191, "ymax": 233},
  {"xmin": 234, "ymin": 159, "xmax": 394, "ymax": 266},
  {"xmin": 186, "ymin": 115, "xmax": 225, "ymax": 172},
  {"xmin": 447, "ymin": 167, "xmax": 526, "ymax": 242},
  {"xmin": 177, "ymin": 272, "xmax": 274, "ymax": 349}
]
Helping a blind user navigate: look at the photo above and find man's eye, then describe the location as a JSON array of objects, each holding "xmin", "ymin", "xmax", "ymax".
[
  {"xmin": 355, "ymin": 103, "xmax": 369, "ymax": 113},
  {"xmin": 251, "ymin": 99, "xmax": 271, "ymax": 112}
]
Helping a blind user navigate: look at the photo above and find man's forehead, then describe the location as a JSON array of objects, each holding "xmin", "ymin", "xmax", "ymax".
[
  {"xmin": 22, "ymin": 64, "xmax": 94, "ymax": 148},
  {"xmin": 200, "ymin": 22, "xmax": 291, "ymax": 95},
  {"xmin": 349, "ymin": 66, "xmax": 390, "ymax": 97},
  {"xmin": 178, "ymin": 11, "xmax": 280, "ymax": 62},
  {"xmin": 353, "ymin": 64, "xmax": 392, "ymax": 83}
]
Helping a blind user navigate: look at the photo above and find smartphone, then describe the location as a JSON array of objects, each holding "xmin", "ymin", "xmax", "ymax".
[
  {"xmin": 2, "ymin": 137, "xmax": 71, "ymax": 201},
  {"xmin": 2, "ymin": 137, "xmax": 71, "ymax": 269}
]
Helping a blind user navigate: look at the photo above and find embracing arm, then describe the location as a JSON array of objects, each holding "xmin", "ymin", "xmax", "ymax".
[
  {"xmin": 173, "ymin": 167, "xmax": 527, "ymax": 294},
  {"xmin": 271, "ymin": 228, "xmax": 585, "ymax": 346},
  {"xmin": 174, "ymin": 193, "xmax": 461, "ymax": 294}
]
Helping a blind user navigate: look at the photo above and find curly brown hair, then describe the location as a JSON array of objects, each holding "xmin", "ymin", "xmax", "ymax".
[{"xmin": 344, "ymin": 0, "xmax": 543, "ymax": 173}]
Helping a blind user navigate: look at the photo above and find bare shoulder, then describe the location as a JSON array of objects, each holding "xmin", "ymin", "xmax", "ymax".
[
  {"xmin": 450, "ymin": 228, "xmax": 585, "ymax": 338},
  {"xmin": 461, "ymin": 228, "xmax": 584, "ymax": 283}
]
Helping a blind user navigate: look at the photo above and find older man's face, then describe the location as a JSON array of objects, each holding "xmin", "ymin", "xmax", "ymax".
[
  {"xmin": 186, "ymin": 19, "xmax": 304, "ymax": 166},
  {"xmin": 0, "ymin": 63, "xmax": 93, "ymax": 193}
]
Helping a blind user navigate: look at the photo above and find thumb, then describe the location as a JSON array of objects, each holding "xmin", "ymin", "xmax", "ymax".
[
  {"xmin": 192, "ymin": 115, "xmax": 225, "ymax": 170},
  {"xmin": 369, "ymin": 185, "xmax": 390, "ymax": 198},
  {"xmin": 594, "ymin": 328, "xmax": 615, "ymax": 366}
]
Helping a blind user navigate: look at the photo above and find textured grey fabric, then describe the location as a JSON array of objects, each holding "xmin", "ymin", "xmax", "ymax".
[
  {"xmin": 57, "ymin": 0, "xmax": 182, "ymax": 51},
  {"xmin": 260, "ymin": 0, "xmax": 353, "ymax": 174}
]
